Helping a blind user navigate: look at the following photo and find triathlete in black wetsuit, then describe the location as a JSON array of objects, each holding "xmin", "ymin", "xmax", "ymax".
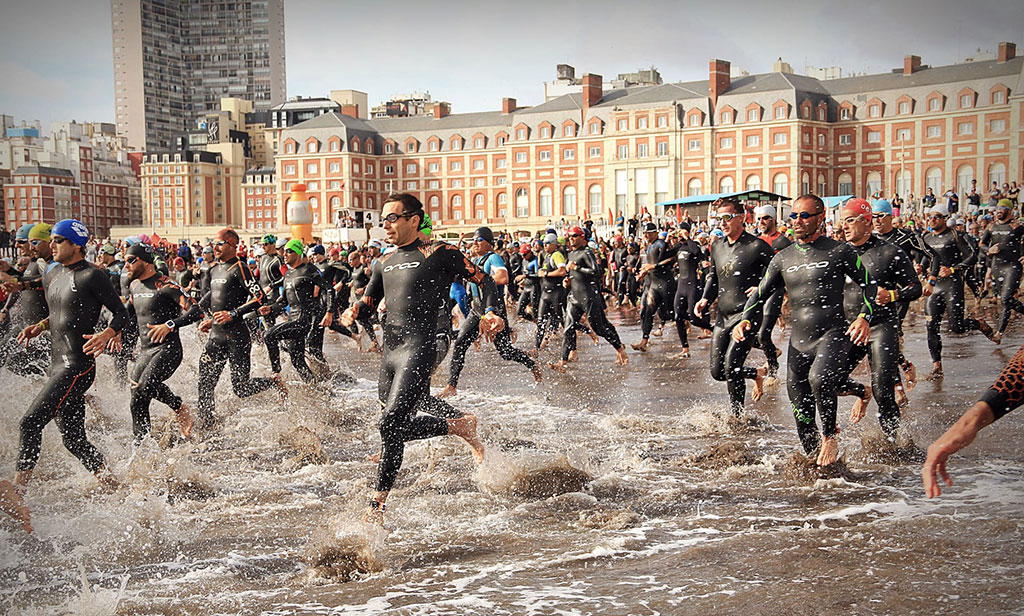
[
  {"xmin": 0, "ymin": 223, "xmax": 53, "ymax": 378},
  {"xmin": 550, "ymin": 226, "xmax": 628, "ymax": 371},
  {"xmin": 257, "ymin": 234, "xmax": 286, "ymax": 308},
  {"xmin": 2, "ymin": 219, "xmax": 127, "ymax": 534},
  {"xmin": 633, "ymin": 222, "xmax": 676, "ymax": 352},
  {"xmin": 440, "ymin": 227, "xmax": 540, "ymax": 397},
  {"xmin": 535, "ymin": 234, "xmax": 567, "ymax": 351},
  {"xmin": 737, "ymin": 195, "xmax": 875, "ymax": 467},
  {"xmin": 671, "ymin": 222, "xmax": 712, "ymax": 358},
  {"xmin": 921, "ymin": 204, "xmax": 995, "ymax": 379},
  {"xmin": 348, "ymin": 251, "xmax": 380, "ymax": 353},
  {"xmin": 339, "ymin": 194, "xmax": 497, "ymax": 523},
  {"xmin": 837, "ymin": 199, "xmax": 922, "ymax": 440},
  {"xmin": 261, "ymin": 239, "xmax": 333, "ymax": 383},
  {"xmin": 756, "ymin": 205, "xmax": 791, "ymax": 380},
  {"xmin": 979, "ymin": 199, "xmax": 1024, "ymax": 342},
  {"xmin": 515, "ymin": 243, "xmax": 540, "ymax": 322},
  {"xmin": 696, "ymin": 200, "xmax": 773, "ymax": 415},
  {"xmin": 125, "ymin": 244, "xmax": 201, "ymax": 441},
  {"xmin": 196, "ymin": 228, "xmax": 284, "ymax": 427}
]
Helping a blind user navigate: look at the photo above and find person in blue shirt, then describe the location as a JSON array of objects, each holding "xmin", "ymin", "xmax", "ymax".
[{"xmin": 440, "ymin": 227, "xmax": 542, "ymax": 398}]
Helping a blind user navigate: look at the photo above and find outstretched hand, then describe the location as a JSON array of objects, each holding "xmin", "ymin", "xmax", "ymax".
[{"xmin": 479, "ymin": 312, "xmax": 505, "ymax": 342}]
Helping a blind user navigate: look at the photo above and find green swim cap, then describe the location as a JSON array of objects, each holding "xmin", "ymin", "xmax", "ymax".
[
  {"xmin": 284, "ymin": 238, "xmax": 305, "ymax": 256},
  {"xmin": 422, "ymin": 212, "xmax": 433, "ymax": 237},
  {"xmin": 261, "ymin": 233, "xmax": 278, "ymax": 245},
  {"xmin": 28, "ymin": 223, "xmax": 52, "ymax": 241}
]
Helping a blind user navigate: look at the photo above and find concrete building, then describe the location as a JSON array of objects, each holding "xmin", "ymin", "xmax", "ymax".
[
  {"xmin": 241, "ymin": 165, "xmax": 278, "ymax": 233},
  {"xmin": 110, "ymin": 0, "xmax": 286, "ymax": 152}
]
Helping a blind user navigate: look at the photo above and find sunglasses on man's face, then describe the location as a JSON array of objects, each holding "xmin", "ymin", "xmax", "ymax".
[
  {"xmin": 15, "ymin": 239, "xmax": 27, "ymax": 245},
  {"xmin": 788, "ymin": 211, "xmax": 822, "ymax": 220},
  {"xmin": 717, "ymin": 213, "xmax": 741, "ymax": 223},
  {"xmin": 872, "ymin": 213, "xmax": 888, "ymax": 220},
  {"xmin": 568, "ymin": 233, "xmax": 583, "ymax": 238},
  {"xmin": 214, "ymin": 240, "xmax": 230, "ymax": 247},
  {"xmin": 125, "ymin": 255, "xmax": 139, "ymax": 264},
  {"xmin": 50, "ymin": 236, "xmax": 68, "ymax": 245},
  {"xmin": 382, "ymin": 212, "xmax": 412, "ymax": 224},
  {"xmin": 759, "ymin": 216, "xmax": 774, "ymax": 221},
  {"xmin": 29, "ymin": 239, "xmax": 47, "ymax": 247}
]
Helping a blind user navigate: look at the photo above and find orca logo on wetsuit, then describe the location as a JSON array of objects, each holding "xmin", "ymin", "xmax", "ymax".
[
  {"xmin": 212, "ymin": 278, "xmax": 228, "ymax": 284},
  {"xmin": 786, "ymin": 261, "xmax": 830, "ymax": 273},
  {"xmin": 383, "ymin": 262, "xmax": 421, "ymax": 273}
]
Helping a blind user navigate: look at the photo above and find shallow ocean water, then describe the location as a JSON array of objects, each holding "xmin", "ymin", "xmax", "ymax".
[{"xmin": 1, "ymin": 306, "xmax": 1022, "ymax": 615}]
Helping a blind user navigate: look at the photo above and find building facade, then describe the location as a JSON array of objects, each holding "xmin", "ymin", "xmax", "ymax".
[
  {"xmin": 111, "ymin": 0, "xmax": 286, "ymax": 151},
  {"xmin": 241, "ymin": 166, "xmax": 277, "ymax": 232},
  {"xmin": 270, "ymin": 43, "xmax": 1022, "ymax": 236},
  {"xmin": 4, "ymin": 166, "xmax": 80, "ymax": 232}
]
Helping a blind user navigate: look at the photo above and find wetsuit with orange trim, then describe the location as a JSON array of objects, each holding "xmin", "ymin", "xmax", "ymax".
[
  {"xmin": 349, "ymin": 238, "xmax": 500, "ymax": 493},
  {"xmin": 196, "ymin": 256, "xmax": 276, "ymax": 424},
  {"xmin": 17, "ymin": 260, "xmax": 129, "ymax": 474},
  {"xmin": 757, "ymin": 230, "xmax": 791, "ymax": 377}
]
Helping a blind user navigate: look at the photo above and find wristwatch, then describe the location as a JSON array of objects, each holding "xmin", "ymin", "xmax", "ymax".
[{"xmin": 165, "ymin": 320, "xmax": 176, "ymax": 330}]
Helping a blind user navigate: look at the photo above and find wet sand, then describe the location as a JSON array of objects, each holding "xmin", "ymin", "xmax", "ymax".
[{"xmin": 1, "ymin": 305, "xmax": 1022, "ymax": 615}]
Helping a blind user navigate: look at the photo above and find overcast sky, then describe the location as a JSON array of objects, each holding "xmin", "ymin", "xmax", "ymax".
[{"xmin": 1, "ymin": 0, "xmax": 1022, "ymax": 130}]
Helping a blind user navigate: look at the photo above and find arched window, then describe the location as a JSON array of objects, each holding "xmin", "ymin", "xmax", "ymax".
[
  {"xmin": 562, "ymin": 185, "xmax": 577, "ymax": 216},
  {"xmin": 745, "ymin": 174, "xmax": 760, "ymax": 191},
  {"xmin": 956, "ymin": 165, "xmax": 974, "ymax": 193},
  {"xmin": 330, "ymin": 196, "xmax": 340, "ymax": 208},
  {"xmin": 817, "ymin": 173, "xmax": 826, "ymax": 195},
  {"xmin": 687, "ymin": 178, "xmax": 702, "ymax": 197},
  {"xmin": 772, "ymin": 173, "xmax": 788, "ymax": 196},
  {"xmin": 498, "ymin": 193, "xmax": 507, "ymax": 204},
  {"xmin": 719, "ymin": 176, "xmax": 735, "ymax": 193},
  {"xmin": 989, "ymin": 162, "xmax": 1007, "ymax": 187},
  {"xmin": 588, "ymin": 184, "xmax": 602, "ymax": 214},
  {"xmin": 515, "ymin": 188, "xmax": 529, "ymax": 217},
  {"xmin": 474, "ymin": 193, "xmax": 485, "ymax": 206},
  {"xmin": 865, "ymin": 171, "xmax": 882, "ymax": 195},
  {"xmin": 926, "ymin": 167, "xmax": 942, "ymax": 194},
  {"xmin": 429, "ymin": 195, "xmax": 439, "ymax": 208},
  {"xmin": 838, "ymin": 173, "xmax": 853, "ymax": 195},
  {"xmin": 365, "ymin": 142, "xmax": 373, "ymax": 154},
  {"xmin": 801, "ymin": 172, "xmax": 810, "ymax": 194},
  {"xmin": 452, "ymin": 195, "xmax": 462, "ymax": 208},
  {"xmin": 538, "ymin": 187, "xmax": 553, "ymax": 217},
  {"xmin": 895, "ymin": 170, "xmax": 912, "ymax": 197}
]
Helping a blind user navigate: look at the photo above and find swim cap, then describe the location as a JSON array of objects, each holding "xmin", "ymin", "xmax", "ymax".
[
  {"xmin": 544, "ymin": 233, "xmax": 558, "ymax": 245},
  {"xmin": 284, "ymin": 239, "xmax": 305, "ymax": 256},
  {"xmin": 125, "ymin": 235, "xmax": 141, "ymax": 247},
  {"xmin": 642, "ymin": 222, "xmax": 658, "ymax": 233},
  {"xmin": 473, "ymin": 226, "xmax": 494, "ymax": 245},
  {"xmin": 997, "ymin": 198, "xmax": 1013, "ymax": 209},
  {"xmin": 568, "ymin": 226, "xmax": 585, "ymax": 237},
  {"xmin": 126, "ymin": 243, "xmax": 155, "ymax": 263},
  {"xmin": 588, "ymin": 240, "xmax": 598, "ymax": 250},
  {"xmin": 275, "ymin": 237, "xmax": 288, "ymax": 249},
  {"xmin": 368, "ymin": 240, "xmax": 383, "ymax": 250},
  {"xmin": 712, "ymin": 229, "xmax": 725, "ymax": 237},
  {"xmin": 202, "ymin": 244, "xmax": 214, "ymax": 254},
  {"xmin": 678, "ymin": 221, "xmax": 691, "ymax": 232},
  {"xmin": 927, "ymin": 203, "xmax": 949, "ymax": 217},
  {"xmin": 658, "ymin": 231, "xmax": 668, "ymax": 240},
  {"xmin": 519, "ymin": 243, "xmax": 533, "ymax": 255},
  {"xmin": 841, "ymin": 198, "xmax": 872, "ymax": 222},
  {"xmin": 872, "ymin": 199, "xmax": 893, "ymax": 216},
  {"xmin": 261, "ymin": 234, "xmax": 277, "ymax": 245},
  {"xmin": 52, "ymin": 219, "xmax": 90, "ymax": 246},
  {"xmin": 16, "ymin": 223, "xmax": 34, "ymax": 240},
  {"xmin": 27, "ymin": 223, "xmax": 52, "ymax": 242},
  {"xmin": 312, "ymin": 244, "xmax": 326, "ymax": 256},
  {"xmin": 422, "ymin": 212, "xmax": 433, "ymax": 237},
  {"xmin": 173, "ymin": 256, "xmax": 185, "ymax": 268},
  {"xmin": 100, "ymin": 243, "xmax": 117, "ymax": 256},
  {"xmin": 754, "ymin": 205, "xmax": 777, "ymax": 219}
]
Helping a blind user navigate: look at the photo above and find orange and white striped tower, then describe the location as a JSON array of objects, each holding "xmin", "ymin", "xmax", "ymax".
[{"xmin": 287, "ymin": 182, "xmax": 313, "ymax": 244}]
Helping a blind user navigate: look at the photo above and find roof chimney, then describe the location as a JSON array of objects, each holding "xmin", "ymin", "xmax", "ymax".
[
  {"xmin": 502, "ymin": 97, "xmax": 517, "ymax": 114},
  {"xmin": 431, "ymin": 102, "xmax": 450, "ymax": 119},
  {"xmin": 709, "ymin": 59, "xmax": 731, "ymax": 109},
  {"xmin": 903, "ymin": 55, "xmax": 921, "ymax": 75},
  {"xmin": 998, "ymin": 42, "xmax": 1017, "ymax": 63},
  {"xmin": 582, "ymin": 73, "xmax": 603, "ymax": 111},
  {"xmin": 339, "ymin": 104, "xmax": 359, "ymax": 119}
]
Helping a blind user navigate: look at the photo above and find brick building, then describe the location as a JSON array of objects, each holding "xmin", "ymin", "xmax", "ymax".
[
  {"xmin": 4, "ymin": 166, "xmax": 80, "ymax": 232},
  {"xmin": 266, "ymin": 42, "xmax": 1022, "ymax": 235},
  {"xmin": 241, "ymin": 165, "xmax": 278, "ymax": 233}
]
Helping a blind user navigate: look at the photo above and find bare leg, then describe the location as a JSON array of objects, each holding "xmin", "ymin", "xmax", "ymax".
[
  {"xmin": 817, "ymin": 435, "xmax": 840, "ymax": 466},
  {"xmin": 176, "ymin": 402, "xmax": 194, "ymax": 439},
  {"xmin": 530, "ymin": 364, "xmax": 543, "ymax": 383},
  {"xmin": 927, "ymin": 361, "xmax": 943, "ymax": 381},
  {"xmin": 750, "ymin": 366, "xmax": 766, "ymax": 402},
  {"xmin": 0, "ymin": 471, "xmax": 33, "ymax": 533},
  {"xmin": 438, "ymin": 384, "xmax": 457, "ymax": 398},
  {"xmin": 615, "ymin": 347, "xmax": 629, "ymax": 365},
  {"xmin": 850, "ymin": 384, "xmax": 872, "ymax": 424},
  {"xmin": 447, "ymin": 413, "xmax": 485, "ymax": 463}
]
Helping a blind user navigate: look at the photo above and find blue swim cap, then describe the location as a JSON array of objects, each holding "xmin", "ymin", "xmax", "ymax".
[
  {"xmin": 16, "ymin": 223, "xmax": 35, "ymax": 240},
  {"xmin": 658, "ymin": 231, "xmax": 668, "ymax": 240},
  {"xmin": 872, "ymin": 199, "xmax": 893, "ymax": 216},
  {"xmin": 124, "ymin": 235, "xmax": 141, "ymax": 247},
  {"xmin": 712, "ymin": 229, "xmax": 725, "ymax": 237},
  {"xmin": 52, "ymin": 219, "xmax": 90, "ymax": 246},
  {"xmin": 312, "ymin": 244, "xmax": 326, "ymax": 256}
]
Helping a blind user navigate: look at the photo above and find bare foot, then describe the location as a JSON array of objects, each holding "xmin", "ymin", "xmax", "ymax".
[
  {"xmin": 669, "ymin": 348, "xmax": 690, "ymax": 360},
  {"xmin": 94, "ymin": 467, "xmax": 120, "ymax": 492},
  {"xmin": 447, "ymin": 414, "xmax": 485, "ymax": 463},
  {"xmin": 270, "ymin": 373, "xmax": 289, "ymax": 399},
  {"xmin": 0, "ymin": 480, "xmax": 32, "ymax": 533},
  {"xmin": 530, "ymin": 365, "xmax": 543, "ymax": 383},
  {"xmin": 548, "ymin": 360, "xmax": 568, "ymax": 373},
  {"xmin": 615, "ymin": 347, "xmax": 629, "ymax": 365},
  {"xmin": 368, "ymin": 341, "xmax": 381, "ymax": 354},
  {"xmin": 176, "ymin": 403, "xmax": 194, "ymax": 439},
  {"xmin": 992, "ymin": 331, "xmax": 1003, "ymax": 345},
  {"xmin": 697, "ymin": 330, "xmax": 712, "ymax": 340},
  {"xmin": 568, "ymin": 350, "xmax": 579, "ymax": 362},
  {"xmin": 366, "ymin": 451, "xmax": 381, "ymax": 463},
  {"xmin": 750, "ymin": 367, "xmax": 766, "ymax": 402},
  {"xmin": 895, "ymin": 385, "xmax": 909, "ymax": 408},
  {"xmin": 631, "ymin": 340, "xmax": 649, "ymax": 352},
  {"xmin": 816, "ymin": 436, "xmax": 839, "ymax": 466},
  {"xmin": 764, "ymin": 375, "xmax": 780, "ymax": 389},
  {"xmin": 903, "ymin": 362, "xmax": 917, "ymax": 391},
  {"xmin": 850, "ymin": 385, "xmax": 872, "ymax": 423},
  {"xmin": 978, "ymin": 319, "xmax": 998, "ymax": 343},
  {"xmin": 588, "ymin": 331, "xmax": 599, "ymax": 345},
  {"xmin": 926, "ymin": 363, "xmax": 943, "ymax": 381},
  {"xmin": 652, "ymin": 326, "xmax": 664, "ymax": 337},
  {"xmin": 438, "ymin": 384, "xmax": 457, "ymax": 399},
  {"xmin": 526, "ymin": 348, "xmax": 539, "ymax": 358},
  {"xmin": 362, "ymin": 503, "xmax": 385, "ymax": 526}
]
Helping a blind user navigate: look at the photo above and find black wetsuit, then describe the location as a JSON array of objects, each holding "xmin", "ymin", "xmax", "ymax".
[
  {"xmin": 18, "ymin": 260, "xmax": 129, "ymax": 474},
  {"xmin": 448, "ymin": 251, "xmax": 536, "ymax": 388},
  {"xmin": 535, "ymin": 249, "xmax": 568, "ymax": 350},
  {"xmin": 757, "ymin": 231, "xmax": 792, "ymax": 377},
  {"xmin": 259, "ymin": 253, "xmax": 286, "ymax": 303},
  {"xmin": 980, "ymin": 222, "xmax": 1024, "ymax": 333},
  {"xmin": 197, "ymin": 257, "xmax": 276, "ymax": 423},
  {"xmin": 516, "ymin": 254, "xmax": 540, "ymax": 322},
  {"xmin": 619, "ymin": 251, "xmax": 640, "ymax": 306},
  {"xmin": 701, "ymin": 232, "xmax": 773, "ymax": 413},
  {"xmin": 0, "ymin": 258, "xmax": 52, "ymax": 377},
  {"xmin": 351, "ymin": 264, "xmax": 378, "ymax": 347},
  {"xmin": 640, "ymin": 238, "xmax": 676, "ymax": 341},
  {"xmin": 876, "ymin": 226, "xmax": 931, "ymax": 368},
  {"xmin": 922, "ymin": 228, "xmax": 984, "ymax": 363},
  {"xmin": 129, "ymin": 274, "xmax": 202, "ymax": 440},
  {"xmin": 354, "ymin": 238, "xmax": 499, "ymax": 493},
  {"xmin": 742, "ymin": 236, "xmax": 876, "ymax": 453},
  {"xmin": 562, "ymin": 247, "xmax": 623, "ymax": 361},
  {"xmin": 612, "ymin": 246, "xmax": 628, "ymax": 298},
  {"xmin": 110, "ymin": 269, "xmax": 139, "ymax": 386},
  {"xmin": 839, "ymin": 237, "xmax": 921, "ymax": 439},
  {"xmin": 673, "ymin": 238, "xmax": 712, "ymax": 348},
  {"xmin": 265, "ymin": 262, "xmax": 332, "ymax": 383}
]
